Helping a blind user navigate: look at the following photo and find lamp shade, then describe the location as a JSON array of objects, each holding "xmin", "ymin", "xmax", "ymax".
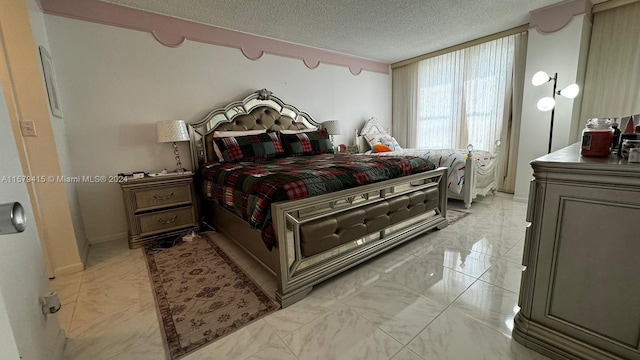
[
  {"xmin": 532, "ymin": 71, "xmax": 551, "ymax": 86},
  {"xmin": 157, "ymin": 120, "xmax": 189, "ymax": 143},
  {"xmin": 559, "ymin": 84, "xmax": 580, "ymax": 99},
  {"xmin": 537, "ymin": 97, "xmax": 556, "ymax": 112},
  {"xmin": 321, "ymin": 120, "xmax": 342, "ymax": 135}
]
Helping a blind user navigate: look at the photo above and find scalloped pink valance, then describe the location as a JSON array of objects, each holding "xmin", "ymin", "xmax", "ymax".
[
  {"xmin": 37, "ymin": 0, "xmax": 389, "ymax": 75},
  {"xmin": 529, "ymin": 0, "xmax": 593, "ymax": 34}
]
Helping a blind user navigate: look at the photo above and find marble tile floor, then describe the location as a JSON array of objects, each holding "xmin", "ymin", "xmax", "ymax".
[{"xmin": 51, "ymin": 193, "xmax": 550, "ymax": 360}]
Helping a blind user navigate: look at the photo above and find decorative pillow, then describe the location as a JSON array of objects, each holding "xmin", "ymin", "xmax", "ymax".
[
  {"xmin": 212, "ymin": 132, "xmax": 285, "ymax": 162},
  {"xmin": 278, "ymin": 128, "xmax": 317, "ymax": 134},
  {"xmin": 363, "ymin": 132, "xmax": 402, "ymax": 152},
  {"xmin": 373, "ymin": 144, "xmax": 393, "ymax": 153},
  {"xmin": 280, "ymin": 129, "xmax": 334, "ymax": 156},
  {"xmin": 212, "ymin": 129, "xmax": 267, "ymax": 137},
  {"xmin": 212, "ymin": 129, "xmax": 267, "ymax": 162}
]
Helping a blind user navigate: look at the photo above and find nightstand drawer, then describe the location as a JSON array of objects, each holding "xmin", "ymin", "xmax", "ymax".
[
  {"xmin": 133, "ymin": 183, "xmax": 192, "ymax": 212},
  {"xmin": 137, "ymin": 206, "xmax": 196, "ymax": 237}
]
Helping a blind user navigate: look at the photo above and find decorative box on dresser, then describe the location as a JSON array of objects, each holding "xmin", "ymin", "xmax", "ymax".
[
  {"xmin": 120, "ymin": 173, "xmax": 199, "ymax": 248},
  {"xmin": 514, "ymin": 143, "xmax": 640, "ymax": 360}
]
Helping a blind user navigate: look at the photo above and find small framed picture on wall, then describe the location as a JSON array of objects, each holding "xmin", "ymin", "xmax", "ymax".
[{"xmin": 38, "ymin": 46, "xmax": 63, "ymax": 118}]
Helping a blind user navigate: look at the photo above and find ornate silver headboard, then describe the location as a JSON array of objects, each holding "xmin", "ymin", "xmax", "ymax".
[{"xmin": 188, "ymin": 89, "xmax": 320, "ymax": 170}]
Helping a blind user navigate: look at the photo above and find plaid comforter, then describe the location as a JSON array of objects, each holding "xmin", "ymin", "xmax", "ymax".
[{"xmin": 201, "ymin": 154, "xmax": 436, "ymax": 250}]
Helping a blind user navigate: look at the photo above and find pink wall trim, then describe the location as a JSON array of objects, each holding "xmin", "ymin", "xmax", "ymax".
[
  {"xmin": 529, "ymin": 0, "xmax": 592, "ymax": 34},
  {"xmin": 38, "ymin": 0, "xmax": 389, "ymax": 75}
]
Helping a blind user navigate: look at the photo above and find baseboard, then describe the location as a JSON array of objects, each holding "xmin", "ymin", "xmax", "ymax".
[
  {"xmin": 513, "ymin": 196, "xmax": 529, "ymax": 203},
  {"xmin": 54, "ymin": 263, "xmax": 84, "ymax": 277},
  {"xmin": 80, "ymin": 241, "xmax": 90, "ymax": 266},
  {"xmin": 88, "ymin": 232, "xmax": 127, "ymax": 245},
  {"xmin": 53, "ymin": 328, "xmax": 66, "ymax": 360}
]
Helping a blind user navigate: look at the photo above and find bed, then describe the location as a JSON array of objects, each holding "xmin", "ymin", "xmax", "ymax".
[
  {"xmin": 188, "ymin": 89, "xmax": 449, "ymax": 307},
  {"xmin": 357, "ymin": 118, "xmax": 501, "ymax": 208}
]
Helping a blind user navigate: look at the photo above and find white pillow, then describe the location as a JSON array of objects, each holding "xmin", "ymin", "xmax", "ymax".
[
  {"xmin": 212, "ymin": 129, "xmax": 267, "ymax": 137},
  {"xmin": 279, "ymin": 128, "xmax": 317, "ymax": 134},
  {"xmin": 212, "ymin": 129, "xmax": 266, "ymax": 161},
  {"xmin": 363, "ymin": 132, "xmax": 402, "ymax": 152}
]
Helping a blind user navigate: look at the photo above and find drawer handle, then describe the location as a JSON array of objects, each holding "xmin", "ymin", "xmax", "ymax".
[
  {"xmin": 153, "ymin": 192, "xmax": 174, "ymax": 201},
  {"xmin": 157, "ymin": 215, "xmax": 177, "ymax": 224}
]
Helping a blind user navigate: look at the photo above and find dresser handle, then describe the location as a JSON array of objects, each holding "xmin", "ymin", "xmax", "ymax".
[
  {"xmin": 157, "ymin": 215, "xmax": 177, "ymax": 224},
  {"xmin": 153, "ymin": 192, "xmax": 174, "ymax": 200}
]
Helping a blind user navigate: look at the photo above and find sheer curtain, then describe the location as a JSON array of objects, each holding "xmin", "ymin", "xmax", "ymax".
[
  {"xmin": 581, "ymin": 1, "xmax": 640, "ymax": 119},
  {"xmin": 416, "ymin": 51, "xmax": 464, "ymax": 149},
  {"xmin": 413, "ymin": 35, "xmax": 517, "ymax": 153},
  {"xmin": 392, "ymin": 32, "xmax": 526, "ymax": 192}
]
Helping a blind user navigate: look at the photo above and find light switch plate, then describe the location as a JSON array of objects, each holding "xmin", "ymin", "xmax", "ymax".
[{"xmin": 20, "ymin": 120, "xmax": 37, "ymax": 137}]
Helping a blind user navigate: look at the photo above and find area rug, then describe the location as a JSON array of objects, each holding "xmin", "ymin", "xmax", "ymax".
[
  {"xmin": 144, "ymin": 237, "xmax": 279, "ymax": 359},
  {"xmin": 447, "ymin": 209, "xmax": 471, "ymax": 225}
]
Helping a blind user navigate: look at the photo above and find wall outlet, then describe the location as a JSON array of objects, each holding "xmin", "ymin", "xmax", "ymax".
[{"xmin": 19, "ymin": 120, "xmax": 37, "ymax": 137}]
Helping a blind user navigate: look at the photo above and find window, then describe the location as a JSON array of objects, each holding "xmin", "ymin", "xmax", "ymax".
[
  {"xmin": 392, "ymin": 32, "xmax": 527, "ymax": 193},
  {"xmin": 414, "ymin": 35, "xmax": 515, "ymax": 152}
]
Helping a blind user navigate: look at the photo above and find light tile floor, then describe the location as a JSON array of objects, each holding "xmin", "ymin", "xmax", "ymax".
[{"xmin": 51, "ymin": 193, "xmax": 550, "ymax": 360}]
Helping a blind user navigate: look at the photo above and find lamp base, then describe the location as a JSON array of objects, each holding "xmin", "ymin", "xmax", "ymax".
[
  {"xmin": 171, "ymin": 142, "xmax": 187, "ymax": 174},
  {"xmin": 330, "ymin": 135, "xmax": 338, "ymax": 153}
]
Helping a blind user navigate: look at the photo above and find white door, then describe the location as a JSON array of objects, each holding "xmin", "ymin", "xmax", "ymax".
[
  {"xmin": 0, "ymin": 295, "xmax": 20, "ymax": 360},
  {"xmin": 0, "ymin": 81, "xmax": 61, "ymax": 358}
]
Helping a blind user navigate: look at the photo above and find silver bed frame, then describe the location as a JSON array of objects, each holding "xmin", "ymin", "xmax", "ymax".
[{"xmin": 188, "ymin": 89, "xmax": 449, "ymax": 307}]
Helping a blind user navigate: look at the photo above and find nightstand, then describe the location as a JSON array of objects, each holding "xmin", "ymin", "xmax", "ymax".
[{"xmin": 120, "ymin": 173, "xmax": 199, "ymax": 248}]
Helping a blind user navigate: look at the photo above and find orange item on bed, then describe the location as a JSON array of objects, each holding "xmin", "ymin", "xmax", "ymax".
[{"xmin": 373, "ymin": 144, "xmax": 393, "ymax": 153}]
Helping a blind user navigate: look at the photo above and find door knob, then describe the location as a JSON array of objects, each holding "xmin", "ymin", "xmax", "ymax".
[{"xmin": 0, "ymin": 202, "xmax": 26, "ymax": 235}]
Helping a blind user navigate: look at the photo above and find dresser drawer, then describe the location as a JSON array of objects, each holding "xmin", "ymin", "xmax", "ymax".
[
  {"xmin": 133, "ymin": 183, "xmax": 192, "ymax": 212},
  {"xmin": 137, "ymin": 206, "xmax": 196, "ymax": 237}
]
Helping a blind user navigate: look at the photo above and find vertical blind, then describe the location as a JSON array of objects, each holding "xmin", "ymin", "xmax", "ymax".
[
  {"xmin": 581, "ymin": 1, "xmax": 640, "ymax": 119},
  {"xmin": 392, "ymin": 63, "xmax": 419, "ymax": 148}
]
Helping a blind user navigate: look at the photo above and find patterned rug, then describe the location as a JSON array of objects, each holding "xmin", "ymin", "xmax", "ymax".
[
  {"xmin": 447, "ymin": 209, "xmax": 471, "ymax": 225},
  {"xmin": 144, "ymin": 236, "xmax": 279, "ymax": 359}
]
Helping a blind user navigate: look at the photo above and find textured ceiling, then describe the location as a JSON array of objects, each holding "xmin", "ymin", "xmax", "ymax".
[{"xmin": 102, "ymin": 0, "xmax": 603, "ymax": 63}]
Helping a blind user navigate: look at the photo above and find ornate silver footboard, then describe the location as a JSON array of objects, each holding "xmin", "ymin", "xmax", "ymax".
[{"xmin": 271, "ymin": 167, "xmax": 448, "ymax": 307}]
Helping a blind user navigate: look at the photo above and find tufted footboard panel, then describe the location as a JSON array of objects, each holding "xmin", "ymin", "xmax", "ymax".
[{"xmin": 299, "ymin": 187, "xmax": 439, "ymax": 257}]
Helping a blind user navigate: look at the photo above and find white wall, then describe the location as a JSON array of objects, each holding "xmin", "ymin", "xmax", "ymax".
[
  {"xmin": 27, "ymin": 0, "xmax": 88, "ymax": 263},
  {"xmin": 44, "ymin": 16, "xmax": 392, "ymax": 244},
  {"xmin": 0, "ymin": 83, "xmax": 64, "ymax": 359},
  {"xmin": 513, "ymin": 15, "xmax": 591, "ymax": 201}
]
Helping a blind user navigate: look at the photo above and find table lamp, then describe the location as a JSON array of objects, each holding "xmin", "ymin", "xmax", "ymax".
[
  {"xmin": 321, "ymin": 120, "xmax": 341, "ymax": 149},
  {"xmin": 156, "ymin": 120, "xmax": 190, "ymax": 174}
]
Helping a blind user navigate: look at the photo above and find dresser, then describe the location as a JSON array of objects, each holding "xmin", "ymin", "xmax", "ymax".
[
  {"xmin": 120, "ymin": 174, "xmax": 199, "ymax": 248},
  {"xmin": 514, "ymin": 143, "xmax": 640, "ymax": 360}
]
